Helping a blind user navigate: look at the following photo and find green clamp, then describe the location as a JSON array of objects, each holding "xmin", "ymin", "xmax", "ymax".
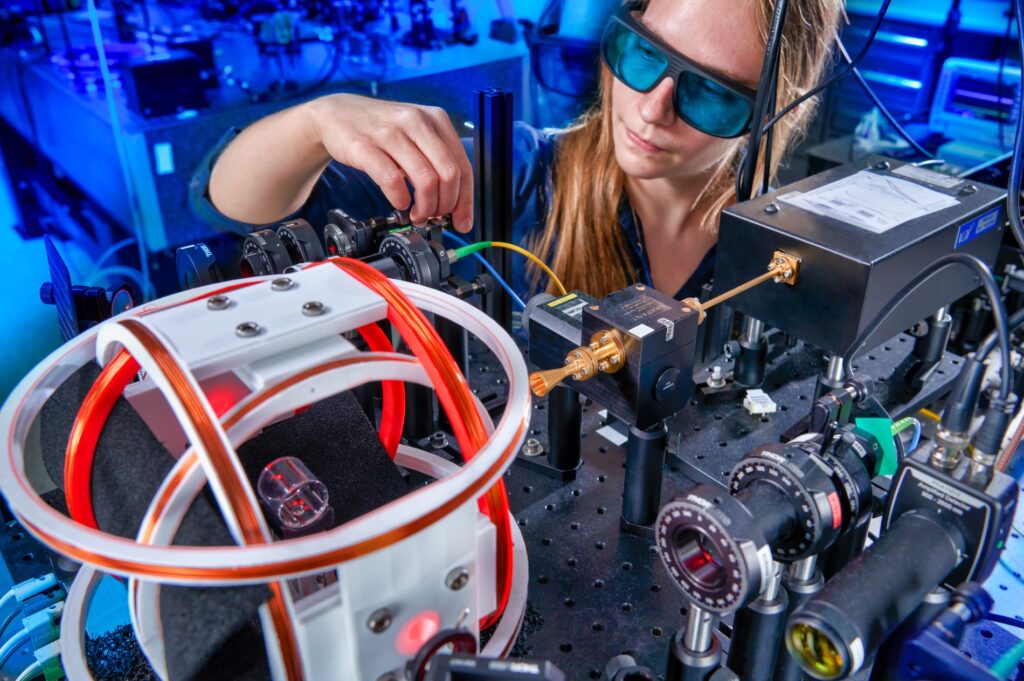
[{"xmin": 854, "ymin": 417, "xmax": 898, "ymax": 476}]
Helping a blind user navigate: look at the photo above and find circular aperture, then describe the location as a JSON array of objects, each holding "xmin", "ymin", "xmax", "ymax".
[
  {"xmin": 787, "ymin": 622, "xmax": 846, "ymax": 680},
  {"xmin": 671, "ymin": 527, "xmax": 727, "ymax": 592}
]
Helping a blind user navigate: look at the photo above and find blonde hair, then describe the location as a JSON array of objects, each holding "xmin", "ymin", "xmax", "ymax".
[{"xmin": 531, "ymin": 0, "xmax": 843, "ymax": 297}]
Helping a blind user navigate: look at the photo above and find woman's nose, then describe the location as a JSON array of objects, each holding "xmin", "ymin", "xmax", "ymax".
[{"xmin": 638, "ymin": 77, "xmax": 676, "ymax": 127}]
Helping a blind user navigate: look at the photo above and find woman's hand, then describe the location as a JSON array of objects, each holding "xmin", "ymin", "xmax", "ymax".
[{"xmin": 308, "ymin": 94, "xmax": 474, "ymax": 231}]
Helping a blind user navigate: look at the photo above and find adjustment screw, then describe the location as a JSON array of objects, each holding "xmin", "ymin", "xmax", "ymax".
[
  {"xmin": 707, "ymin": 366, "xmax": 726, "ymax": 389},
  {"xmin": 367, "ymin": 608, "xmax": 392, "ymax": 633},
  {"xmin": 270, "ymin": 277, "xmax": 294, "ymax": 291},
  {"xmin": 764, "ymin": 202, "xmax": 780, "ymax": 215},
  {"xmin": 206, "ymin": 295, "xmax": 230, "ymax": 311},
  {"xmin": 302, "ymin": 301, "xmax": 326, "ymax": 317},
  {"xmin": 873, "ymin": 160, "xmax": 891, "ymax": 170},
  {"xmin": 235, "ymin": 322, "xmax": 260, "ymax": 338},
  {"xmin": 445, "ymin": 567, "xmax": 470, "ymax": 591},
  {"xmin": 959, "ymin": 185, "xmax": 977, "ymax": 196},
  {"xmin": 522, "ymin": 438, "xmax": 543, "ymax": 457}
]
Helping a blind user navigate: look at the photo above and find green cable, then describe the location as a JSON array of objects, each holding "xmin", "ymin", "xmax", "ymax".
[
  {"xmin": 990, "ymin": 637, "xmax": 1024, "ymax": 677},
  {"xmin": 453, "ymin": 241, "xmax": 492, "ymax": 259},
  {"xmin": 891, "ymin": 417, "xmax": 915, "ymax": 436}
]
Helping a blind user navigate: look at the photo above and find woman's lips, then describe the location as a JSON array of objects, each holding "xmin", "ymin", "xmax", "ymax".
[{"xmin": 627, "ymin": 129, "xmax": 666, "ymax": 153}]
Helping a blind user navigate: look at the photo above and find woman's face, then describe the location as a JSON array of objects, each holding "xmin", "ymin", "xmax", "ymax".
[{"xmin": 610, "ymin": 0, "xmax": 765, "ymax": 183}]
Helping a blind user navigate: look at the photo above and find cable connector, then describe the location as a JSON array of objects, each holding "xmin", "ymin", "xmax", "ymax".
[
  {"xmin": 22, "ymin": 601, "xmax": 62, "ymax": 647},
  {"xmin": 32, "ymin": 640, "xmax": 62, "ymax": 681},
  {"xmin": 967, "ymin": 393, "xmax": 1018, "ymax": 488},
  {"xmin": 11, "ymin": 574, "xmax": 57, "ymax": 605},
  {"xmin": 940, "ymin": 355, "xmax": 986, "ymax": 434}
]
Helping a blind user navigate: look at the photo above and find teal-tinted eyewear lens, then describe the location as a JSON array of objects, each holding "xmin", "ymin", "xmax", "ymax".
[
  {"xmin": 602, "ymin": 21, "xmax": 668, "ymax": 91},
  {"xmin": 600, "ymin": 11, "xmax": 755, "ymax": 139},
  {"xmin": 677, "ymin": 72, "xmax": 753, "ymax": 138}
]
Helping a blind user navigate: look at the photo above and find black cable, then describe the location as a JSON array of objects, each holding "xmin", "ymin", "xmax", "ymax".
[
  {"xmin": 761, "ymin": 68, "xmax": 780, "ymax": 197},
  {"xmin": 761, "ymin": 0, "xmax": 893, "ymax": 139},
  {"xmin": 977, "ymin": 307, "xmax": 1024, "ymax": 361},
  {"xmin": 986, "ymin": 613, "xmax": 1024, "ymax": 630},
  {"xmin": 842, "ymin": 254, "xmax": 1012, "ymax": 399},
  {"xmin": 1009, "ymin": 0, "xmax": 1024, "ymax": 256},
  {"xmin": 836, "ymin": 35, "xmax": 935, "ymax": 159},
  {"xmin": 737, "ymin": 0, "xmax": 790, "ymax": 201}
]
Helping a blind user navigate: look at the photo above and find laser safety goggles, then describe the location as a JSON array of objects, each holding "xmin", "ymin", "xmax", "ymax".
[{"xmin": 600, "ymin": 2, "xmax": 758, "ymax": 138}]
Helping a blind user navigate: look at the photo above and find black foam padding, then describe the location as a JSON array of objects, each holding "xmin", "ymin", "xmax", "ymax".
[
  {"xmin": 235, "ymin": 392, "xmax": 410, "ymax": 527},
  {"xmin": 37, "ymin": 367, "xmax": 408, "ymax": 680},
  {"xmin": 37, "ymin": 363, "xmax": 269, "ymax": 680}
]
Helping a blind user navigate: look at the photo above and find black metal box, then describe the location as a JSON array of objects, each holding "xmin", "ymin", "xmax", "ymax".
[
  {"xmin": 527, "ymin": 285, "xmax": 699, "ymax": 429},
  {"xmin": 713, "ymin": 156, "xmax": 1006, "ymax": 355}
]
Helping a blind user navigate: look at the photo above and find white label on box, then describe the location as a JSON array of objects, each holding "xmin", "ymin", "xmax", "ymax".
[
  {"xmin": 891, "ymin": 163, "xmax": 963, "ymax": 189},
  {"xmin": 777, "ymin": 171, "xmax": 959, "ymax": 233}
]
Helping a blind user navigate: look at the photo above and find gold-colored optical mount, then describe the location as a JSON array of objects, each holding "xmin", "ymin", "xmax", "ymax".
[
  {"xmin": 683, "ymin": 250, "xmax": 801, "ymax": 325},
  {"xmin": 529, "ymin": 330, "xmax": 626, "ymax": 398}
]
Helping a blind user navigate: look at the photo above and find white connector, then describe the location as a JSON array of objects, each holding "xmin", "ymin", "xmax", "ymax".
[{"xmin": 743, "ymin": 389, "xmax": 777, "ymax": 416}]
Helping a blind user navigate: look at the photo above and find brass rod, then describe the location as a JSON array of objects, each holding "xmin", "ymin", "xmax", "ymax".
[{"xmin": 701, "ymin": 269, "xmax": 778, "ymax": 311}]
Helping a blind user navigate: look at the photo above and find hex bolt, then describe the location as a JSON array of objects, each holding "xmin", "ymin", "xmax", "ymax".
[
  {"xmin": 235, "ymin": 322, "xmax": 260, "ymax": 338},
  {"xmin": 366, "ymin": 608, "xmax": 392, "ymax": 633},
  {"xmin": 302, "ymin": 301, "xmax": 326, "ymax": 317},
  {"xmin": 445, "ymin": 567, "xmax": 470, "ymax": 591},
  {"xmin": 521, "ymin": 438, "xmax": 543, "ymax": 457},
  {"xmin": 430, "ymin": 432, "xmax": 448, "ymax": 449},
  {"xmin": 206, "ymin": 295, "xmax": 230, "ymax": 311},
  {"xmin": 270, "ymin": 277, "xmax": 294, "ymax": 291}
]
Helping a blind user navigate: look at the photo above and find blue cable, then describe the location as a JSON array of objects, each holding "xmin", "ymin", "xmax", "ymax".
[
  {"xmin": 441, "ymin": 231, "xmax": 526, "ymax": 310},
  {"xmin": 907, "ymin": 418, "xmax": 922, "ymax": 455}
]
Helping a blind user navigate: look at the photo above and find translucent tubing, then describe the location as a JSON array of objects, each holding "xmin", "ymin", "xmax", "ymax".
[{"xmin": 332, "ymin": 258, "xmax": 514, "ymax": 628}]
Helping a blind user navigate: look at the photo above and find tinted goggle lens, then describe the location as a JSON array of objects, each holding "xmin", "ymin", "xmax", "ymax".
[
  {"xmin": 601, "ymin": 20, "xmax": 753, "ymax": 138},
  {"xmin": 602, "ymin": 21, "xmax": 668, "ymax": 91},
  {"xmin": 677, "ymin": 71, "xmax": 752, "ymax": 138}
]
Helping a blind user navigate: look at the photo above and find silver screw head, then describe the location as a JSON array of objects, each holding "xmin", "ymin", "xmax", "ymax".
[
  {"xmin": 367, "ymin": 608, "xmax": 392, "ymax": 633},
  {"xmin": 764, "ymin": 202, "xmax": 780, "ymax": 215},
  {"xmin": 959, "ymin": 184, "xmax": 977, "ymax": 196},
  {"xmin": 235, "ymin": 322, "xmax": 260, "ymax": 338},
  {"xmin": 302, "ymin": 301, "xmax": 326, "ymax": 316},
  {"xmin": 206, "ymin": 295, "xmax": 230, "ymax": 311},
  {"xmin": 873, "ymin": 160, "xmax": 891, "ymax": 170},
  {"xmin": 271, "ymin": 277, "xmax": 294, "ymax": 291},
  {"xmin": 445, "ymin": 567, "xmax": 470, "ymax": 591}
]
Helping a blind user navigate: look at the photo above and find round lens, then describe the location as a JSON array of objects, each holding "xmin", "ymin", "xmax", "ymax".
[
  {"xmin": 788, "ymin": 622, "xmax": 846, "ymax": 680},
  {"xmin": 601, "ymin": 21, "xmax": 667, "ymax": 92},
  {"xmin": 677, "ymin": 71, "xmax": 752, "ymax": 138},
  {"xmin": 672, "ymin": 527, "xmax": 726, "ymax": 591}
]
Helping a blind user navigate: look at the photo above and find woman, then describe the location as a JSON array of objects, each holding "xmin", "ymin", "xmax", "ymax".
[{"xmin": 197, "ymin": 0, "xmax": 842, "ymax": 301}]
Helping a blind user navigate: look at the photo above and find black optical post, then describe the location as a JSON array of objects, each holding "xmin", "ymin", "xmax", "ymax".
[{"xmin": 475, "ymin": 88, "xmax": 514, "ymax": 331}]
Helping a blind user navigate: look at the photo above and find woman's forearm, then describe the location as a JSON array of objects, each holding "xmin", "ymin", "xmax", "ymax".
[
  {"xmin": 208, "ymin": 93, "xmax": 474, "ymax": 230},
  {"xmin": 208, "ymin": 99, "xmax": 331, "ymax": 225}
]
